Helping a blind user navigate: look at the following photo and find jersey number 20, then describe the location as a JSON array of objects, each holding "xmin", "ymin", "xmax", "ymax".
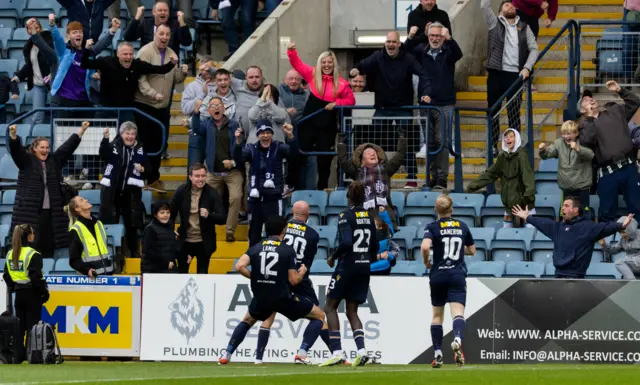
[
  {"xmin": 260, "ymin": 251, "xmax": 279, "ymax": 277},
  {"xmin": 283, "ymin": 234, "xmax": 307, "ymax": 262},
  {"xmin": 442, "ymin": 237, "xmax": 462, "ymax": 261}
]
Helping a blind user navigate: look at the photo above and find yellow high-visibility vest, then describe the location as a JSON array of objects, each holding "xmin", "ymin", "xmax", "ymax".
[
  {"xmin": 70, "ymin": 220, "xmax": 114, "ymax": 275},
  {"xmin": 5, "ymin": 247, "xmax": 38, "ymax": 288}
]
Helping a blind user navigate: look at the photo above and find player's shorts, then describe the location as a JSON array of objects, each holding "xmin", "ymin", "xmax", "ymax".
[
  {"xmin": 326, "ymin": 269, "xmax": 370, "ymax": 304},
  {"xmin": 248, "ymin": 294, "xmax": 314, "ymax": 322},
  {"xmin": 429, "ymin": 272, "xmax": 467, "ymax": 307},
  {"xmin": 292, "ymin": 278, "xmax": 319, "ymax": 305}
]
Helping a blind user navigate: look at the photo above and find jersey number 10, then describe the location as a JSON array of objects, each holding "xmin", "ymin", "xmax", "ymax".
[
  {"xmin": 260, "ymin": 251, "xmax": 279, "ymax": 277},
  {"xmin": 442, "ymin": 237, "xmax": 462, "ymax": 261}
]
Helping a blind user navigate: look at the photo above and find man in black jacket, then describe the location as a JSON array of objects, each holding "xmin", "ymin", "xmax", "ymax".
[
  {"xmin": 81, "ymin": 41, "xmax": 178, "ymax": 121},
  {"xmin": 405, "ymin": 22, "xmax": 463, "ymax": 190},
  {"xmin": 170, "ymin": 162, "xmax": 226, "ymax": 274},
  {"xmin": 406, "ymin": 0, "xmax": 452, "ymax": 46},
  {"xmin": 57, "ymin": 0, "xmax": 117, "ymax": 42},
  {"xmin": 349, "ymin": 31, "xmax": 431, "ymax": 188},
  {"xmin": 124, "ymin": 3, "xmax": 192, "ymax": 58}
]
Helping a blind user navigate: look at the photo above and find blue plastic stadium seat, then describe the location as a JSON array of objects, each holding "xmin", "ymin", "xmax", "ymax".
[
  {"xmin": 504, "ymin": 261, "xmax": 545, "ymax": 278},
  {"xmin": 31, "ymin": 123, "xmax": 52, "ymax": 138},
  {"xmin": 446, "ymin": 193, "xmax": 479, "ymax": 226},
  {"xmin": 530, "ymin": 240, "xmax": 554, "ymax": 264},
  {"xmin": 589, "ymin": 195, "xmax": 599, "ymax": 220},
  {"xmin": 42, "ymin": 258, "xmax": 55, "ymax": 275},
  {"xmin": 538, "ymin": 158, "xmax": 558, "ymax": 172},
  {"xmin": 544, "ymin": 262, "xmax": 556, "ymax": 277},
  {"xmin": 78, "ymin": 189, "xmax": 101, "ymax": 205},
  {"xmin": 316, "ymin": 226, "xmax": 337, "ymax": 249},
  {"xmin": 0, "ymin": 28, "xmax": 12, "ymax": 51},
  {"xmin": 467, "ymin": 261, "xmax": 505, "ymax": 277},
  {"xmin": 51, "ymin": 257, "xmax": 77, "ymax": 274},
  {"xmin": 0, "ymin": 224, "xmax": 10, "ymax": 249},
  {"xmin": 0, "ymin": 59, "xmax": 18, "ymax": 76},
  {"xmin": 535, "ymin": 194, "xmax": 562, "ymax": 219},
  {"xmin": 392, "ymin": 260, "xmax": 424, "ymax": 276},
  {"xmin": 495, "ymin": 227, "xmax": 535, "ymax": 249},
  {"xmin": 0, "ymin": 18, "xmax": 17, "ymax": 29},
  {"xmin": 326, "ymin": 190, "xmax": 346, "ymax": 225},
  {"xmin": 315, "ymin": 247, "xmax": 329, "ymax": 260},
  {"xmin": 480, "ymin": 194, "xmax": 505, "ymax": 229},
  {"xmin": 104, "ymin": 224, "xmax": 125, "ymax": 248},
  {"xmin": 536, "ymin": 180, "xmax": 562, "ymax": 195},
  {"xmin": 310, "ymin": 262, "xmax": 334, "ymax": 275},
  {"xmin": 391, "ymin": 191, "xmax": 405, "ymax": 218},
  {"xmin": 404, "ymin": 215, "xmax": 433, "ymax": 230},
  {"xmin": 291, "ymin": 190, "xmax": 328, "ymax": 216},
  {"xmin": 586, "ymin": 262, "xmax": 621, "ymax": 279},
  {"xmin": 469, "ymin": 227, "xmax": 495, "ymax": 262},
  {"xmin": 0, "ymin": 155, "xmax": 19, "ymax": 184},
  {"xmin": 0, "ymin": 189, "xmax": 15, "ymax": 212},
  {"xmin": 0, "ymin": 258, "xmax": 5, "ymax": 271},
  {"xmin": 0, "ymin": 213, "xmax": 12, "ymax": 225},
  {"xmin": 390, "ymin": 226, "xmax": 415, "ymax": 260},
  {"xmin": 491, "ymin": 228, "xmax": 536, "ymax": 262},
  {"xmin": 405, "ymin": 191, "xmax": 441, "ymax": 216}
]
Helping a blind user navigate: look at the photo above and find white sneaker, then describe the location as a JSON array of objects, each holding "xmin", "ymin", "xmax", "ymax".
[
  {"xmin": 294, "ymin": 355, "xmax": 312, "ymax": 365},
  {"xmin": 254, "ymin": 360, "xmax": 263, "ymax": 365},
  {"xmin": 416, "ymin": 144, "xmax": 426, "ymax": 159}
]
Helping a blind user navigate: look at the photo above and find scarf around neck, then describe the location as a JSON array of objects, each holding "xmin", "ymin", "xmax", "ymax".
[
  {"xmin": 100, "ymin": 141, "xmax": 145, "ymax": 188},
  {"xmin": 249, "ymin": 141, "xmax": 279, "ymax": 198},
  {"xmin": 359, "ymin": 164, "xmax": 388, "ymax": 210}
]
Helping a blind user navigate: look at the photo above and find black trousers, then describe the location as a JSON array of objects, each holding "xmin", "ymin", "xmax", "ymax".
[
  {"xmin": 134, "ymin": 103, "xmax": 170, "ymax": 184},
  {"xmin": 516, "ymin": 10, "xmax": 540, "ymax": 39},
  {"xmin": 114, "ymin": 192, "xmax": 140, "ymax": 258},
  {"xmin": 15, "ymin": 289, "xmax": 43, "ymax": 356},
  {"xmin": 247, "ymin": 198, "xmax": 283, "ymax": 247},
  {"xmin": 36, "ymin": 209, "xmax": 54, "ymax": 259},
  {"xmin": 177, "ymin": 241, "xmax": 210, "ymax": 274},
  {"xmin": 487, "ymin": 70, "xmax": 523, "ymax": 149}
]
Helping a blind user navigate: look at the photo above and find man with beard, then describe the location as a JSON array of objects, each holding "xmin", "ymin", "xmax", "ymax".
[
  {"xmin": 124, "ymin": 3, "xmax": 193, "ymax": 58},
  {"xmin": 482, "ymin": 0, "xmax": 538, "ymax": 151},
  {"xmin": 134, "ymin": 24, "xmax": 188, "ymax": 193},
  {"xmin": 81, "ymin": 41, "xmax": 178, "ymax": 122}
]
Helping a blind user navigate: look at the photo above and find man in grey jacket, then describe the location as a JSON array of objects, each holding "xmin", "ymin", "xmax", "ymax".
[
  {"xmin": 279, "ymin": 69, "xmax": 309, "ymax": 125},
  {"xmin": 600, "ymin": 217, "xmax": 640, "ymax": 279},
  {"xmin": 481, "ymin": 0, "xmax": 538, "ymax": 150}
]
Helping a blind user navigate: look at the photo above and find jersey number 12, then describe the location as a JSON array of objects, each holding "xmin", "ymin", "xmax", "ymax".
[
  {"xmin": 442, "ymin": 237, "xmax": 462, "ymax": 261},
  {"xmin": 260, "ymin": 251, "xmax": 279, "ymax": 277}
]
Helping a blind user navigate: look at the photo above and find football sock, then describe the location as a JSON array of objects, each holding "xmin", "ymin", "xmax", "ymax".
[
  {"xmin": 320, "ymin": 328, "xmax": 332, "ymax": 353},
  {"xmin": 255, "ymin": 327, "xmax": 271, "ymax": 361},
  {"xmin": 226, "ymin": 321, "xmax": 251, "ymax": 355},
  {"xmin": 354, "ymin": 329, "xmax": 365, "ymax": 351},
  {"xmin": 431, "ymin": 324, "xmax": 443, "ymax": 351},
  {"xmin": 299, "ymin": 319, "xmax": 323, "ymax": 354},
  {"xmin": 329, "ymin": 330, "xmax": 342, "ymax": 354},
  {"xmin": 453, "ymin": 316, "xmax": 465, "ymax": 343}
]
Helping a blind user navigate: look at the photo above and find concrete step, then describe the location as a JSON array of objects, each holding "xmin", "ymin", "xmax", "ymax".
[
  {"xmin": 457, "ymin": 91, "xmax": 566, "ymax": 101},
  {"xmin": 539, "ymin": 26, "xmax": 603, "ymax": 37},
  {"xmin": 168, "ymin": 134, "xmax": 189, "ymax": 143},
  {"xmin": 467, "ymin": 76, "xmax": 570, "ymax": 92}
]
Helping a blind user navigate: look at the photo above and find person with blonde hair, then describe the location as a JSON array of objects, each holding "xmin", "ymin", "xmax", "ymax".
[
  {"xmin": 539, "ymin": 120, "xmax": 594, "ymax": 216},
  {"xmin": 3, "ymin": 224, "xmax": 49, "ymax": 360},
  {"xmin": 66, "ymin": 195, "xmax": 114, "ymax": 277},
  {"xmin": 421, "ymin": 193, "xmax": 475, "ymax": 368},
  {"xmin": 287, "ymin": 41, "xmax": 355, "ymax": 190},
  {"xmin": 8, "ymin": 122, "xmax": 88, "ymax": 259}
]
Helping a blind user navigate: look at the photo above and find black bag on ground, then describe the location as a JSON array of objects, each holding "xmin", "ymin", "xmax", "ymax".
[
  {"xmin": 27, "ymin": 321, "xmax": 63, "ymax": 364},
  {"xmin": 0, "ymin": 289, "xmax": 24, "ymax": 364}
]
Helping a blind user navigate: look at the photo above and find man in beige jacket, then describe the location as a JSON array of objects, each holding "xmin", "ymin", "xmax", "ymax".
[{"xmin": 134, "ymin": 24, "xmax": 188, "ymax": 192}]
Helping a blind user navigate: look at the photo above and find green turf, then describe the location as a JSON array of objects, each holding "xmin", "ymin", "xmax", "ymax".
[{"xmin": 1, "ymin": 363, "xmax": 640, "ymax": 385}]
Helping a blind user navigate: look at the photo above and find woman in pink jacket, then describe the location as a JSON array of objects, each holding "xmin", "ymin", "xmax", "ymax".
[{"xmin": 287, "ymin": 41, "xmax": 355, "ymax": 190}]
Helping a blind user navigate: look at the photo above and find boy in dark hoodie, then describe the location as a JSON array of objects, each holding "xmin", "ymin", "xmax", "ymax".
[
  {"xmin": 467, "ymin": 128, "xmax": 536, "ymax": 228},
  {"xmin": 141, "ymin": 201, "xmax": 179, "ymax": 274}
]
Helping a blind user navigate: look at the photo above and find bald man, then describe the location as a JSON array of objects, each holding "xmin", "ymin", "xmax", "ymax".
[
  {"xmin": 251, "ymin": 201, "xmax": 336, "ymax": 365},
  {"xmin": 279, "ymin": 69, "xmax": 309, "ymax": 125}
]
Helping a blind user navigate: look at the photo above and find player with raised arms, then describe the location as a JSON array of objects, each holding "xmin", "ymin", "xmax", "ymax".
[
  {"xmin": 421, "ymin": 194, "xmax": 475, "ymax": 368},
  {"xmin": 320, "ymin": 181, "xmax": 378, "ymax": 368},
  {"xmin": 219, "ymin": 215, "xmax": 328, "ymax": 365}
]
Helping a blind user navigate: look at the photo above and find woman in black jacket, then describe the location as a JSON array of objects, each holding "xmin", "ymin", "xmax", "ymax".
[
  {"xmin": 8, "ymin": 123, "xmax": 87, "ymax": 259},
  {"xmin": 170, "ymin": 163, "xmax": 226, "ymax": 274},
  {"xmin": 141, "ymin": 201, "xmax": 179, "ymax": 274},
  {"xmin": 11, "ymin": 18, "xmax": 56, "ymax": 124},
  {"xmin": 98, "ymin": 121, "xmax": 150, "ymax": 259}
]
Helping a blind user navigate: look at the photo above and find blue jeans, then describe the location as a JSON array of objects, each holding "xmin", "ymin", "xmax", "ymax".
[
  {"xmin": 30, "ymin": 85, "xmax": 49, "ymax": 124},
  {"xmin": 221, "ymin": 0, "xmax": 258, "ymax": 54},
  {"xmin": 187, "ymin": 132, "xmax": 205, "ymax": 176},
  {"xmin": 297, "ymin": 156, "xmax": 317, "ymax": 190},
  {"xmin": 597, "ymin": 163, "xmax": 640, "ymax": 222}
]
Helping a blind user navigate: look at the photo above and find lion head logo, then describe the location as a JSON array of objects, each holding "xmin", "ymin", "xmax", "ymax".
[{"xmin": 169, "ymin": 278, "xmax": 204, "ymax": 344}]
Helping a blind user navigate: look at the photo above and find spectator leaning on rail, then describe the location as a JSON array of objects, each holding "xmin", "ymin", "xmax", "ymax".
[
  {"xmin": 600, "ymin": 216, "xmax": 640, "ymax": 279},
  {"xmin": 141, "ymin": 201, "xmax": 179, "ymax": 274},
  {"xmin": 124, "ymin": 4, "xmax": 193, "ymax": 57},
  {"xmin": 512, "ymin": 199, "xmax": 634, "ymax": 279},
  {"xmin": 56, "ymin": 0, "xmax": 117, "ymax": 42},
  {"xmin": 481, "ymin": 0, "xmax": 539, "ymax": 152},
  {"xmin": 466, "ymin": 128, "xmax": 536, "ymax": 228},
  {"xmin": 191, "ymin": 97, "xmax": 243, "ymax": 243},
  {"xmin": 66, "ymin": 195, "xmax": 115, "ymax": 277},
  {"xmin": 538, "ymin": 120, "xmax": 594, "ymax": 216},
  {"xmin": 512, "ymin": 0, "xmax": 558, "ymax": 39},
  {"xmin": 234, "ymin": 120, "xmax": 298, "ymax": 246},
  {"xmin": 8, "ymin": 123, "xmax": 88, "ymax": 259},
  {"xmin": 349, "ymin": 31, "xmax": 431, "ymax": 189},
  {"xmin": 11, "ymin": 18, "xmax": 55, "ymax": 125},
  {"xmin": 171, "ymin": 162, "xmax": 227, "ymax": 274},
  {"xmin": 287, "ymin": 41, "xmax": 355, "ymax": 191},
  {"xmin": 98, "ymin": 122, "xmax": 150, "ymax": 259},
  {"xmin": 405, "ymin": 22, "xmax": 462, "ymax": 191},
  {"xmin": 336, "ymin": 128, "xmax": 407, "ymax": 230},
  {"xmin": 81, "ymin": 40, "xmax": 178, "ymax": 122},
  {"xmin": 48, "ymin": 13, "xmax": 117, "ymax": 118},
  {"xmin": 406, "ymin": 0, "xmax": 452, "ymax": 46},
  {"xmin": 134, "ymin": 24, "xmax": 189, "ymax": 193},
  {"xmin": 578, "ymin": 81, "xmax": 640, "ymax": 222},
  {"xmin": 181, "ymin": 59, "xmax": 218, "ymax": 170}
]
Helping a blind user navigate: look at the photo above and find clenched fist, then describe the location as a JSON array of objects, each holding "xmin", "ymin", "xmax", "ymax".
[
  {"xmin": 235, "ymin": 127, "xmax": 244, "ymax": 144},
  {"xmin": 79, "ymin": 121, "xmax": 90, "ymax": 137},
  {"xmin": 287, "ymin": 41, "xmax": 296, "ymax": 50},
  {"xmin": 283, "ymin": 123, "xmax": 294, "ymax": 138},
  {"xmin": 110, "ymin": 18, "xmax": 121, "ymax": 34},
  {"xmin": 135, "ymin": 6, "xmax": 145, "ymax": 20},
  {"xmin": 408, "ymin": 26, "xmax": 419, "ymax": 38},
  {"xmin": 177, "ymin": 11, "xmax": 185, "ymax": 26},
  {"xmin": 9, "ymin": 125, "xmax": 17, "ymax": 140},
  {"xmin": 169, "ymin": 54, "xmax": 178, "ymax": 65},
  {"xmin": 538, "ymin": 142, "xmax": 547, "ymax": 150},
  {"xmin": 181, "ymin": 64, "xmax": 189, "ymax": 74},
  {"xmin": 103, "ymin": 127, "xmax": 109, "ymax": 138},
  {"xmin": 154, "ymin": 93, "xmax": 164, "ymax": 101}
]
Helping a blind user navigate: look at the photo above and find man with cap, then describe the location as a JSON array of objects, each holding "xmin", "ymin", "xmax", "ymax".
[
  {"xmin": 234, "ymin": 119, "xmax": 298, "ymax": 246},
  {"xmin": 578, "ymin": 80, "xmax": 640, "ymax": 222}
]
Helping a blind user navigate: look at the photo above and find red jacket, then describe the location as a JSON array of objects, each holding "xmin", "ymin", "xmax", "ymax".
[
  {"xmin": 512, "ymin": 0, "xmax": 558, "ymax": 20},
  {"xmin": 287, "ymin": 49, "xmax": 355, "ymax": 106}
]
